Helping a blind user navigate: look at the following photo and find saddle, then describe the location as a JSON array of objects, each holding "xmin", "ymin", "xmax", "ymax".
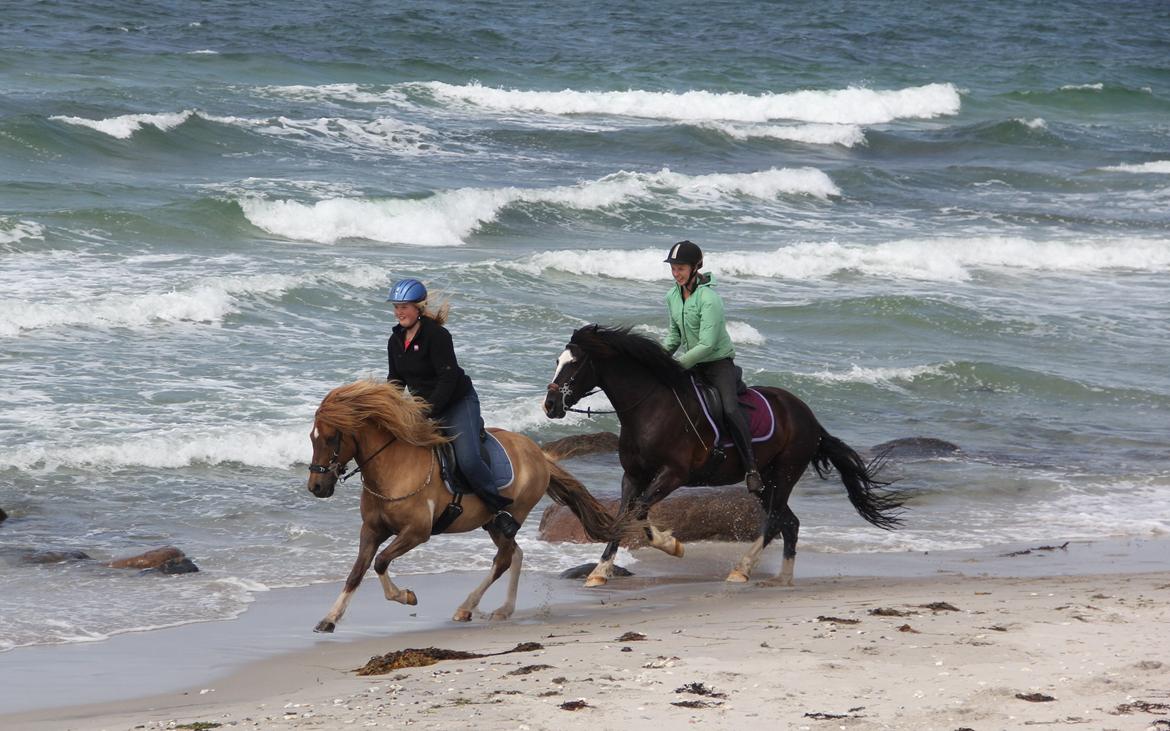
[
  {"xmin": 431, "ymin": 430, "xmax": 516, "ymax": 535},
  {"xmin": 690, "ymin": 375, "xmax": 776, "ymax": 448}
]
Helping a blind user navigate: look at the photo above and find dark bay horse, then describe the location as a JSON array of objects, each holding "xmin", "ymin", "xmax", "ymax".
[
  {"xmin": 543, "ymin": 325, "xmax": 904, "ymax": 587},
  {"xmin": 307, "ymin": 380, "xmax": 618, "ymax": 632}
]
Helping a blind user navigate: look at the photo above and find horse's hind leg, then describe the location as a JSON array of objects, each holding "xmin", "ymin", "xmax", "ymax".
[
  {"xmin": 759, "ymin": 504, "xmax": 799, "ymax": 587},
  {"xmin": 454, "ymin": 526, "xmax": 521, "ymax": 622},
  {"xmin": 317, "ymin": 524, "xmax": 388, "ymax": 633},
  {"xmin": 373, "ymin": 531, "xmax": 426, "ymax": 606},
  {"xmin": 728, "ymin": 468, "xmax": 799, "ymax": 584}
]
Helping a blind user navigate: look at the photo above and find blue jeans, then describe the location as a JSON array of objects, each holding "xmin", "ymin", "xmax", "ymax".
[{"xmin": 435, "ymin": 387, "xmax": 497, "ymax": 494}]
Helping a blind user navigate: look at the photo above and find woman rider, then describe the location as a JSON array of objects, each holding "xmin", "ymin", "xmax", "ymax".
[
  {"xmin": 662, "ymin": 240, "xmax": 764, "ymax": 493},
  {"xmin": 385, "ymin": 278, "xmax": 520, "ymax": 538}
]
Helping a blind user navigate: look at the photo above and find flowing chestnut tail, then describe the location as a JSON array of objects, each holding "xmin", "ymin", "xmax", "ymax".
[
  {"xmin": 813, "ymin": 429, "xmax": 906, "ymax": 530},
  {"xmin": 542, "ymin": 452, "xmax": 623, "ymax": 542}
]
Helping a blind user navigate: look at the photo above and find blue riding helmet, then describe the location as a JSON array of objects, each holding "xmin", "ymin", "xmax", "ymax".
[{"xmin": 387, "ymin": 278, "xmax": 427, "ymax": 304}]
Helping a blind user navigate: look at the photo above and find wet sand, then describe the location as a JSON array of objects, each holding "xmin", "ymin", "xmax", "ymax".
[{"xmin": 2, "ymin": 538, "xmax": 1169, "ymax": 730}]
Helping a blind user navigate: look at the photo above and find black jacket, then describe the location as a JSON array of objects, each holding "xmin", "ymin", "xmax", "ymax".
[{"xmin": 386, "ymin": 316, "xmax": 472, "ymax": 417}]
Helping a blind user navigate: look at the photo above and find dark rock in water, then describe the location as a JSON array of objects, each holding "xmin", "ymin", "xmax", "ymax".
[
  {"xmin": 540, "ymin": 487, "xmax": 764, "ymax": 544},
  {"xmin": 542, "ymin": 431, "xmax": 619, "ymax": 460},
  {"xmin": 141, "ymin": 557, "xmax": 200, "ymax": 575},
  {"xmin": 0, "ymin": 507, "xmax": 7, "ymax": 523},
  {"xmin": 22, "ymin": 549, "xmax": 92, "ymax": 564},
  {"xmin": 870, "ymin": 437, "xmax": 961, "ymax": 458},
  {"xmin": 108, "ymin": 546, "xmax": 188, "ymax": 570},
  {"xmin": 559, "ymin": 562, "xmax": 634, "ymax": 579}
]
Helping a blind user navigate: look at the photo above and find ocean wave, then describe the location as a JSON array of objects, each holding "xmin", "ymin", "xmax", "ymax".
[
  {"xmin": 417, "ymin": 81, "xmax": 961, "ymax": 124},
  {"xmin": 635, "ymin": 321, "xmax": 763, "ymax": 346},
  {"xmin": 239, "ymin": 167, "xmax": 838, "ymax": 245},
  {"xmin": 503, "ymin": 237, "xmax": 1170, "ymax": 283},
  {"xmin": 0, "ymin": 219, "xmax": 44, "ymax": 245},
  {"xmin": 800, "ymin": 363, "xmax": 949, "ymax": 386},
  {"xmin": 204, "ymin": 113, "xmax": 436, "ymax": 156},
  {"xmin": 4, "ymin": 423, "xmax": 307, "ymax": 471},
  {"xmin": 50, "ymin": 110, "xmax": 195, "ymax": 139},
  {"xmin": 0, "ymin": 266, "xmax": 386, "ymax": 336},
  {"xmin": 1059, "ymin": 83, "xmax": 1105, "ymax": 91},
  {"xmin": 698, "ymin": 121, "xmax": 866, "ymax": 146},
  {"xmin": 1100, "ymin": 160, "xmax": 1170, "ymax": 174}
]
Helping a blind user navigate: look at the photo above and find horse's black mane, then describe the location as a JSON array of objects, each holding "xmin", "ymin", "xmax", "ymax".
[{"xmin": 569, "ymin": 324, "xmax": 689, "ymax": 387}]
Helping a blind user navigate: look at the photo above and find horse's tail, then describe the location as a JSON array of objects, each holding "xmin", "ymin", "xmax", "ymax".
[
  {"xmin": 542, "ymin": 451, "xmax": 622, "ymax": 542},
  {"xmin": 813, "ymin": 428, "xmax": 905, "ymax": 530}
]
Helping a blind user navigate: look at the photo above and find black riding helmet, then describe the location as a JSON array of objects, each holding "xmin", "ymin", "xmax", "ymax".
[{"xmin": 664, "ymin": 240, "xmax": 703, "ymax": 269}]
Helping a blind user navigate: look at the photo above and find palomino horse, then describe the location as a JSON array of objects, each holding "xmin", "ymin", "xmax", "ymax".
[
  {"xmin": 544, "ymin": 325, "xmax": 904, "ymax": 588},
  {"xmin": 307, "ymin": 380, "xmax": 617, "ymax": 633}
]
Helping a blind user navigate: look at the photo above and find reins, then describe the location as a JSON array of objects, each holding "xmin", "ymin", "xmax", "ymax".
[
  {"xmin": 671, "ymin": 386, "xmax": 710, "ymax": 455},
  {"xmin": 340, "ymin": 436, "xmax": 396, "ymax": 482}
]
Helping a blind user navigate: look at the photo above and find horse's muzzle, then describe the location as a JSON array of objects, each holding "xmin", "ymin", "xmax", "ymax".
[
  {"xmin": 543, "ymin": 386, "xmax": 566, "ymax": 419},
  {"xmin": 307, "ymin": 472, "xmax": 338, "ymax": 498}
]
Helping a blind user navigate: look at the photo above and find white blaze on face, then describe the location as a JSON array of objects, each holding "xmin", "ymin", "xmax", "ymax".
[{"xmin": 553, "ymin": 348, "xmax": 575, "ymax": 382}]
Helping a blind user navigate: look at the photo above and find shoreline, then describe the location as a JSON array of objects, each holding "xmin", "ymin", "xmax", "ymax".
[{"xmin": 3, "ymin": 536, "xmax": 1169, "ymax": 729}]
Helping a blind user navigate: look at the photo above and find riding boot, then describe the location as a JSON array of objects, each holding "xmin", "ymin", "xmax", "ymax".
[
  {"xmin": 491, "ymin": 510, "xmax": 520, "ymax": 539},
  {"xmin": 726, "ymin": 413, "xmax": 763, "ymax": 493}
]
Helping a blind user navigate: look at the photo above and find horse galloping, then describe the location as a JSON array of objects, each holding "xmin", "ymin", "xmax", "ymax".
[
  {"xmin": 306, "ymin": 380, "xmax": 617, "ymax": 632},
  {"xmin": 544, "ymin": 325, "xmax": 904, "ymax": 588}
]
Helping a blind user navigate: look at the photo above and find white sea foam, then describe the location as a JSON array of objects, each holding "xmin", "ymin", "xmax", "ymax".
[
  {"xmin": 700, "ymin": 121, "xmax": 866, "ymax": 146},
  {"xmin": 0, "ymin": 219, "xmax": 44, "ymax": 245},
  {"xmin": 4, "ymin": 423, "xmax": 306, "ymax": 471},
  {"xmin": 205, "ymin": 113, "xmax": 436, "ymax": 156},
  {"xmin": 51, "ymin": 110, "xmax": 195, "ymax": 139},
  {"xmin": 418, "ymin": 81, "xmax": 961, "ymax": 124},
  {"xmin": 240, "ymin": 167, "xmax": 837, "ymax": 245},
  {"xmin": 802, "ymin": 363, "xmax": 949, "ymax": 386},
  {"xmin": 1015, "ymin": 117, "xmax": 1047, "ymax": 129},
  {"xmin": 1060, "ymin": 82, "xmax": 1104, "ymax": 91},
  {"xmin": 0, "ymin": 266, "xmax": 386, "ymax": 336},
  {"xmin": 1100, "ymin": 160, "xmax": 1170, "ymax": 174},
  {"xmin": 504, "ymin": 236, "xmax": 1170, "ymax": 283},
  {"xmin": 726, "ymin": 321, "xmax": 766, "ymax": 346}
]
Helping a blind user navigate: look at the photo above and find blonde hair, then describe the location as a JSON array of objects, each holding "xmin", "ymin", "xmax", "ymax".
[{"xmin": 417, "ymin": 295, "xmax": 450, "ymax": 326}]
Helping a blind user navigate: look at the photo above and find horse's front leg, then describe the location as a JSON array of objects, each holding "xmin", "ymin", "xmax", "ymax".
[
  {"xmin": 454, "ymin": 524, "xmax": 521, "ymax": 622},
  {"xmin": 584, "ymin": 473, "xmax": 643, "ymax": 588},
  {"xmin": 642, "ymin": 468, "xmax": 686, "ymax": 558},
  {"xmin": 316, "ymin": 524, "xmax": 388, "ymax": 633},
  {"xmin": 373, "ymin": 529, "xmax": 427, "ymax": 607}
]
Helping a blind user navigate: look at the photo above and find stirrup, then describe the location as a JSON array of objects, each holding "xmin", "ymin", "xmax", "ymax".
[
  {"xmin": 492, "ymin": 511, "xmax": 520, "ymax": 539},
  {"xmin": 745, "ymin": 469, "xmax": 764, "ymax": 494}
]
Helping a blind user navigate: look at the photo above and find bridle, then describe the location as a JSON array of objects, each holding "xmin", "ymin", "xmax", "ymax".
[
  {"xmin": 547, "ymin": 350, "xmax": 656, "ymax": 417},
  {"xmin": 309, "ymin": 431, "xmax": 396, "ymax": 483},
  {"xmin": 548, "ymin": 351, "xmax": 615, "ymax": 415}
]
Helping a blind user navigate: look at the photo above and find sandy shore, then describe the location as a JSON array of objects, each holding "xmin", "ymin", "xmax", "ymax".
[{"xmin": 4, "ymin": 540, "xmax": 1170, "ymax": 731}]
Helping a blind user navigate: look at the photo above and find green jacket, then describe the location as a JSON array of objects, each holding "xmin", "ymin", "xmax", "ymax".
[{"xmin": 663, "ymin": 273, "xmax": 736, "ymax": 369}]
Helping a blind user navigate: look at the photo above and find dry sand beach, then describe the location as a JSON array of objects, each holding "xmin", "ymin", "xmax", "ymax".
[{"xmin": 3, "ymin": 539, "xmax": 1169, "ymax": 731}]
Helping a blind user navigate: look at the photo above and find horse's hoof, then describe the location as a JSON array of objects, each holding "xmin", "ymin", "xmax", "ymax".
[
  {"xmin": 489, "ymin": 610, "xmax": 513, "ymax": 621},
  {"xmin": 403, "ymin": 590, "xmax": 417, "ymax": 606},
  {"xmin": 314, "ymin": 620, "xmax": 336, "ymax": 633},
  {"xmin": 670, "ymin": 541, "xmax": 685, "ymax": 558},
  {"xmin": 452, "ymin": 609, "xmax": 472, "ymax": 622},
  {"xmin": 759, "ymin": 576, "xmax": 794, "ymax": 588},
  {"xmin": 583, "ymin": 575, "xmax": 608, "ymax": 588},
  {"xmin": 725, "ymin": 569, "xmax": 750, "ymax": 583}
]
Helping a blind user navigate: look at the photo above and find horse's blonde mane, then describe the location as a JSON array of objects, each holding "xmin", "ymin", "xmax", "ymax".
[{"xmin": 315, "ymin": 380, "xmax": 450, "ymax": 447}]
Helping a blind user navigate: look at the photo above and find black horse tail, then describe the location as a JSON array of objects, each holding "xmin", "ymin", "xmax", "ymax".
[
  {"xmin": 813, "ymin": 428, "xmax": 905, "ymax": 530},
  {"xmin": 542, "ymin": 451, "xmax": 622, "ymax": 543}
]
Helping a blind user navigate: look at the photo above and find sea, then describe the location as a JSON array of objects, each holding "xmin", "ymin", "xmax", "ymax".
[{"xmin": 1, "ymin": 0, "xmax": 1168, "ymax": 655}]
